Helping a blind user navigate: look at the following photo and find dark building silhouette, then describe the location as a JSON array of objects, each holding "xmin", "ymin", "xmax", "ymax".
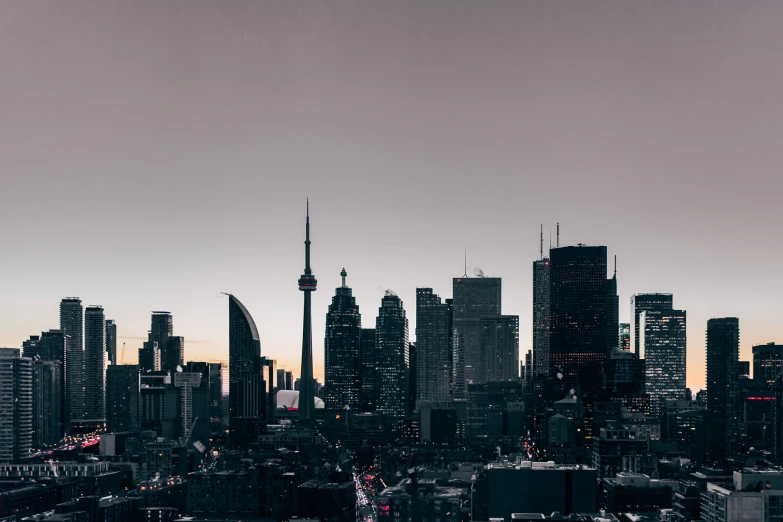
[
  {"xmin": 480, "ymin": 315, "xmax": 519, "ymax": 383},
  {"xmin": 150, "ymin": 311, "xmax": 173, "ymax": 349},
  {"xmin": 641, "ymin": 308, "xmax": 687, "ymax": 413},
  {"xmin": 606, "ymin": 261, "xmax": 619, "ymax": 353},
  {"xmin": 324, "ymin": 268, "xmax": 362, "ymax": 411},
  {"xmin": 208, "ymin": 362, "xmax": 225, "ymax": 426},
  {"xmin": 138, "ymin": 342, "xmax": 161, "ymax": 372},
  {"xmin": 298, "ymin": 201, "xmax": 317, "ymax": 422},
  {"xmin": 228, "ymin": 294, "xmax": 265, "ymax": 446},
  {"xmin": 415, "ymin": 288, "xmax": 452, "ymax": 408},
  {"xmin": 83, "ymin": 305, "xmax": 107, "ymax": 427},
  {"xmin": 32, "ymin": 358, "xmax": 62, "ymax": 446},
  {"xmin": 549, "ymin": 245, "xmax": 609, "ymax": 394},
  {"xmin": 106, "ymin": 364, "xmax": 139, "ymax": 432},
  {"xmin": 23, "ymin": 330, "xmax": 67, "ymax": 436},
  {"xmin": 533, "ymin": 246, "xmax": 551, "ymax": 378},
  {"xmin": 452, "ymin": 277, "xmax": 501, "ymax": 398},
  {"xmin": 630, "ymin": 294, "xmax": 673, "ymax": 356},
  {"xmin": 753, "ymin": 343, "xmax": 783, "ymax": 386},
  {"xmin": 163, "ymin": 336, "xmax": 184, "ymax": 373},
  {"xmin": 375, "ymin": 293, "xmax": 410, "ymax": 441},
  {"xmin": 705, "ymin": 317, "xmax": 740, "ymax": 464},
  {"xmin": 105, "ymin": 319, "xmax": 117, "ymax": 365},
  {"xmin": 619, "ymin": 323, "xmax": 630, "ymax": 351},
  {"xmin": 60, "ymin": 297, "xmax": 84, "ymax": 430},
  {"xmin": 408, "ymin": 342, "xmax": 417, "ymax": 415},
  {"xmin": 360, "ymin": 328, "xmax": 376, "ymax": 412}
]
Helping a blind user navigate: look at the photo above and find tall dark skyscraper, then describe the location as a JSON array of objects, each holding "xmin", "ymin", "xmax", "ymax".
[
  {"xmin": 605, "ymin": 260, "xmax": 619, "ymax": 353},
  {"xmin": 32, "ymin": 359, "xmax": 62, "ymax": 446},
  {"xmin": 150, "ymin": 311, "xmax": 173, "ymax": 347},
  {"xmin": 227, "ymin": 294, "xmax": 265, "ymax": 445},
  {"xmin": 138, "ymin": 343, "xmax": 161, "ymax": 372},
  {"xmin": 375, "ymin": 293, "xmax": 410, "ymax": 440},
  {"xmin": 549, "ymin": 245, "xmax": 609, "ymax": 394},
  {"xmin": 105, "ymin": 319, "xmax": 117, "ymax": 365},
  {"xmin": 532, "ymin": 251, "xmax": 551, "ymax": 378},
  {"xmin": 324, "ymin": 268, "xmax": 362, "ymax": 411},
  {"xmin": 360, "ymin": 328, "xmax": 376, "ymax": 412},
  {"xmin": 480, "ymin": 315, "xmax": 519, "ymax": 382},
  {"xmin": 630, "ymin": 294, "xmax": 673, "ymax": 356},
  {"xmin": 640, "ymin": 308, "xmax": 687, "ymax": 413},
  {"xmin": 415, "ymin": 288, "xmax": 452, "ymax": 407},
  {"xmin": 452, "ymin": 277, "xmax": 501, "ymax": 399},
  {"xmin": 60, "ymin": 297, "xmax": 83, "ymax": 429},
  {"xmin": 298, "ymin": 201, "xmax": 317, "ymax": 422},
  {"xmin": 208, "ymin": 362, "xmax": 225, "ymax": 426},
  {"xmin": 83, "ymin": 305, "xmax": 107, "ymax": 426},
  {"xmin": 0, "ymin": 349, "xmax": 32, "ymax": 462},
  {"xmin": 706, "ymin": 317, "xmax": 740, "ymax": 464},
  {"xmin": 753, "ymin": 343, "xmax": 783, "ymax": 386},
  {"xmin": 106, "ymin": 364, "xmax": 139, "ymax": 432},
  {"xmin": 164, "ymin": 336, "xmax": 185, "ymax": 372}
]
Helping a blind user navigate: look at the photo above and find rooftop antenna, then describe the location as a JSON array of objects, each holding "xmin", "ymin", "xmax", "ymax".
[
  {"xmin": 463, "ymin": 247, "xmax": 468, "ymax": 278},
  {"xmin": 557, "ymin": 222, "xmax": 560, "ymax": 248},
  {"xmin": 540, "ymin": 225, "xmax": 543, "ymax": 260},
  {"xmin": 614, "ymin": 255, "xmax": 617, "ymax": 278},
  {"xmin": 549, "ymin": 229, "xmax": 552, "ymax": 254},
  {"xmin": 341, "ymin": 268, "xmax": 347, "ymax": 287}
]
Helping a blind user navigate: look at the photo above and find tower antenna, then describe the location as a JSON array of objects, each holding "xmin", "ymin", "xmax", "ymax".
[
  {"xmin": 464, "ymin": 247, "xmax": 468, "ymax": 278},
  {"xmin": 556, "ymin": 222, "xmax": 560, "ymax": 248},
  {"xmin": 614, "ymin": 255, "xmax": 617, "ymax": 277},
  {"xmin": 540, "ymin": 225, "xmax": 543, "ymax": 260}
]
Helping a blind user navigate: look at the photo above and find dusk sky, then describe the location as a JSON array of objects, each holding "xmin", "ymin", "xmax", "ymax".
[{"xmin": 1, "ymin": 1, "xmax": 782, "ymax": 392}]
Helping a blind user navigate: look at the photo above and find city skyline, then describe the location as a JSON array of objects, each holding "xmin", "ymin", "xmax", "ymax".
[{"xmin": 3, "ymin": 1, "xmax": 783, "ymax": 392}]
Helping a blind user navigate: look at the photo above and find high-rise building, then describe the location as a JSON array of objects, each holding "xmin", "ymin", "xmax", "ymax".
[
  {"xmin": 228, "ymin": 294, "xmax": 265, "ymax": 446},
  {"xmin": 23, "ymin": 330, "xmax": 67, "ymax": 436},
  {"xmin": 32, "ymin": 359, "xmax": 62, "ymax": 446},
  {"xmin": 705, "ymin": 317, "xmax": 740, "ymax": 464},
  {"xmin": 619, "ymin": 323, "xmax": 631, "ymax": 352},
  {"xmin": 163, "ymin": 336, "xmax": 184, "ymax": 373},
  {"xmin": 285, "ymin": 371, "xmax": 293, "ymax": 391},
  {"xmin": 408, "ymin": 342, "xmax": 417, "ymax": 415},
  {"xmin": 375, "ymin": 293, "xmax": 410, "ymax": 439},
  {"xmin": 452, "ymin": 277, "xmax": 501, "ymax": 399},
  {"xmin": 106, "ymin": 320, "xmax": 117, "ymax": 365},
  {"xmin": 298, "ymin": 201, "xmax": 317, "ymax": 422},
  {"xmin": 640, "ymin": 309, "xmax": 687, "ymax": 412},
  {"xmin": 0, "ymin": 349, "xmax": 32, "ymax": 462},
  {"xmin": 549, "ymin": 246, "xmax": 609, "ymax": 394},
  {"xmin": 524, "ymin": 350, "xmax": 533, "ymax": 385},
  {"xmin": 630, "ymin": 294, "xmax": 673, "ymax": 356},
  {"xmin": 83, "ymin": 306, "xmax": 107, "ymax": 426},
  {"xmin": 60, "ymin": 297, "xmax": 83, "ymax": 429},
  {"xmin": 276, "ymin": 369, "xmax": 286, "ymax": 391},
  {"xmin": 138, "ymin": 343, "xmax": 161, "ymax": 372},
  {"xmin": 480, "ymin": 315, "xmax": 519, "ymax": 383},
  {"xmin": 324, "ymin": 268, "xmax": 362, "ymax": 411},
  {"xmin": 533, "ymin": 252, "xmax": 551, "ymax": 379},
  {"xmin": 360, "ymin": 328, "xmax": 376, "ymax": 412},
  {"xmin": 415, "ymin": 288, "xmax": 452, "ymax": 407},
  {"xmin": 106, "ymin": 364, "xmax": 139, "ymax": 432},
  {"xmin": 606, "ymin": 262, "xmax": 619, "ymax": 353},
  {"xmin": 150, "ymin": 311, "xmax": 173, "ymax": 349},
  {"xmin": 208, "ymin": 362, "xmax": 225, "ymax": 426},
  {"xmin": 753, "ymin": 343, "xmax": 783, "ymax": 386}
]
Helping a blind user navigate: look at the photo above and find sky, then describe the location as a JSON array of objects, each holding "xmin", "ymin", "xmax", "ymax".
[{"xmin": 1, "ymin": 1, "xmax": 782, "ymax": 392}]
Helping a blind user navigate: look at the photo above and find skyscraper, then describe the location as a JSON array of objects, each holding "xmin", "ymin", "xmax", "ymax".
[
  {"xmin": 83, "ymin": 306, "xmax": 107, "ymax": 426},
  {"xmin": 285, "ymin": 371, "xmax": 293, "ymax": 391},
  {"xmin": 164, "ymin": 336, "xmax": 185, "ymax": 373},
  {"xmin": 706, "ymin": 317, "xmax": 740, "ymax": 464},
  {"xmin": 532, "ymin": 252, "xmax": 550, "ymax": 379},
  {"xmin": 630, "ymin": 294, "xmax": 673, "ymax": 356},
  {"xmin": 753, "ymin": 343, "xmax": 783, "ymax": 386},
  {"xmin": 138, "ymin": 343, "xmax": 161, "ymax": 372},
  {"xmin": 606, "ymin": 260, "xmax": 619, "ymax": 353},
  {"xmin": 549, "ymin": 245, "xmax": 609, "ymax": 394},
  {"xmin": 106, "ymin": 319, "xmax": 117, "ymax": 365},
  {"xmin": 228, "ymin": 294, "xmax": 265, "ymax": 445},
  {"xmin": 415, "ymin": 288, "xmax": 452, "ymax": 407},
  {"xmin": 32, "ymin": 359, "xmax": 62, "ymax": 446},
  {"xmin": 640, "ymin": 309, "xmax": 687, "ymax": 414},
  {"xmin": 0, "ymin": 349, "xmax": 32, "ymax": 462},
  {"xmin": 375, "ymin": 293, "xmax": 410, "ymax": 439},
  {"xmin": 480, "ymin": 315, "xmax": 519, "ymax": 383},
  {"xmin": 150, "ymin": 311, "xmax": 173, "ymax": 348},
  {"xmin": 360, "ymin": 328, "xmax": 376, "ymax": 412},
  {"xmin": 324, "ymin": 268, "xmax": 362, "ymax": 411},
  {"xmin": 619, "ymin": 323, "xmax": 630, "ymax": 352},
  {"xmin": 276, "ymin": 368, "xmax": 285, "ymax": 391},
  {"xmin": 452, "ymin": 277, "xmax": 501, "ymax": 399},
  {"xmin": 106, "ymin": 364, "xmax": 139, "ymax": 432},
  {"xmin": 23, "ymin": 330, "xmax": 67, "ymax": 436},
  {"xmin": 60, "ymin": 297, "xmax": 83, "ymax": 429},
  {"xmin": 298, "ymin": 201, "xmax": 317, "ymax": 422},
  {"xmin": 208, "ymin": 362, "xmax": 225, "ymax": 426}
]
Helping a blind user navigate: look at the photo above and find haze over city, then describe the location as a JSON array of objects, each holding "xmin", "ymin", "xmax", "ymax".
[{"xmin": 3, "ymin": 1, "xmax": 783, "ymax": 392}]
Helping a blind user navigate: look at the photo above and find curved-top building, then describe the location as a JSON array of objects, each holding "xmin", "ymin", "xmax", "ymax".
[{"xmin": 228, "ymin": 294, "xmax": 265, "ymax": 447}]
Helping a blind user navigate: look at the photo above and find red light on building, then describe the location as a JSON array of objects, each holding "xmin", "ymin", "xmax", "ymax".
[{"xmin": 747, "ymin": 397, "xmax": 776, "ymax": 401}]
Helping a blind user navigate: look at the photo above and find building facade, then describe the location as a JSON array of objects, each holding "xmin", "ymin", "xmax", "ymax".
[
  {"xmin": 324, "ymin": 269, "xmax": 362, "ymax": 411},
  {"xmin": 630, "ymin": 294, "xmax": 673, "ymax": 356},
  {"xmin": 228, "ymin": 294, "xmax": 265, "ymax": 446},
  {"xmin": 106, "ymin": 364, "xmax": 140, "ymax": 433},
  {"xmin": 480, "ymin": 315, "xmax": 519, "ymax": 383},
  {"xmin": 375, "ymin": 293, "xmax": 410, "ymax": 440},
  {"xmin": 0, "ymin": 349, "xmax": 33, "ymax": 462},
  {"xmin": 706, "ymin": 317, "xmax": 740, "ymax": 464},
  {"xmin": 533, "ymin": 257, "xmax": 550, "ymax": 379},
  {"xmin": 415, "ymin": 288, "xmax": 452, "ymax": 407},
  {"xmin": 60, "ymin": 297, "xmax": 84, "ymax": 429},
  {"xmin": 641, "ymin": 308, "xmax": 687, "ymax": 413},
  {"xmin": 83, "ymin": 305, "xmax": 107, "ymax": 426}
]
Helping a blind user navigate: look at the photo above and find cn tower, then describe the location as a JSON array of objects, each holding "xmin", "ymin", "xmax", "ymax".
[{"xmin": 297, "ymin": 199, "xmax": 317, "ymax": 421}]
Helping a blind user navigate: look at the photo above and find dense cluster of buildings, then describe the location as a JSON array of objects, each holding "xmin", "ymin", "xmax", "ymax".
[{"xmin": 1, "ymin": 211, "xmax": 781, "ymax": 522}]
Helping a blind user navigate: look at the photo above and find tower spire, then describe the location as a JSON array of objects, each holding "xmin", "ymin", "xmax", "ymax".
[
  {"xmin": 557, "ymin": 222, "xmax": 560, "ymax": 248},
  {"xmin": 298, "ymin": 199, "xmax": 317, "ymax": 422},
  {"xmin": 540, "ymin": 224, "xmax": 543, "ymax": 260},
  {"xmin": 614, "ymin": 255, "xmax": 617, "ymax": 278},
  {"xmin": 341, "ymin": 268, "xmax": 347, "ymax": 287},
  {"xmin": 464, "ymin": 247, "xmax": 468, "ymax": 278}
]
